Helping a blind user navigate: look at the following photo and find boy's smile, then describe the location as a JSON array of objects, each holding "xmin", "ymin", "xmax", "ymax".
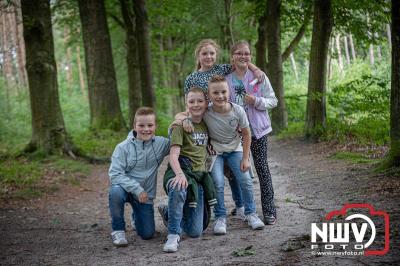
[
  {"xmin": 208, "ymin": 82, "xmax": 230, "ymax": 110},
  {"xmin": 134, "ymin": 114, "xmax": 156, "ymax": 141},
  {"xmin": 186, "ymin": 91, "xmax": 207, "ymax": 121}
]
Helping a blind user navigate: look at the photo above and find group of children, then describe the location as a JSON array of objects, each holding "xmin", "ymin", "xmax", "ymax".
[{"xmin": 108, "ymin": 39, "xmax": 278, "ymax": 252}]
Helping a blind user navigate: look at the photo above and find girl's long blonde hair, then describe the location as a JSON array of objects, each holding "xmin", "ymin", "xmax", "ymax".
[{"xmin": 194, "ymin": 39, "xmax": 220, "ymax": 70}]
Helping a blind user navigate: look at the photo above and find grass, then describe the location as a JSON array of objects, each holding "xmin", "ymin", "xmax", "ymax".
[
  {"xmin": 330, "ymin": 152, "xmax": 382, "ymax": 164},
  {"xmin": 276, "ymin": 122, "xmax": 304, "ymax": 139},
  {"xmin": 0, "ymin": 156, "xmax": 93, "ymax": 200}
]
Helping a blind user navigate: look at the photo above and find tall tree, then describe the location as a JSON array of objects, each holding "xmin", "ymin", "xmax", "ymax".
[
  {"xmin": 305, "ymin": 0, "xmax": 333, "ymax": 139},
  {"xmin": 388, "ymin": 0, "xmax": 400, "ymax": 166},
  {"xmin": 132, "ymin": 0, "xmax": 155, "ymax": 108},
  {"xmin": 78, "ymin": 0, "xmax": 126, "ymax": 130},
  {"xmin": 21, "ymin": 0, "xmax": 74, "ymax": 155},
  {"xmin": 119, "ymin": 0, "xmax": 142, "ymax": 126},
  {"xmin": 267, "ymin": 0, "xmax": 287, "ymax": 133}
]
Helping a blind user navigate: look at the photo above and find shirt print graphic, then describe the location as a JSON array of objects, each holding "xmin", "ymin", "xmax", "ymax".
[
  {"xmin": 234, "ymin": 84, "xmax": 248, "ymax": 112},
  {"xmin": 192, "ymin": 132, "xmax": 208, "ymax": 146}
]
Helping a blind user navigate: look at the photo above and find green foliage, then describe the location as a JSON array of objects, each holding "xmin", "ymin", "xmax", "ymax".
[
  {"xmin": 277, "ymin": 122, "xmax": 304, "ymax": 139},
  {"xmin": 72, "ymin": 129, "xmax": 127, "ymax": 157},
  {"xmin": 0, "ymin": 160, "xmax": 42, "ymax": 186}
]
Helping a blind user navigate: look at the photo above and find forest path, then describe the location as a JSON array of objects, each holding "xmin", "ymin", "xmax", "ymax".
[{"xmin": 1, "ymin": 137, "xmax": 399, "ymax": 265}]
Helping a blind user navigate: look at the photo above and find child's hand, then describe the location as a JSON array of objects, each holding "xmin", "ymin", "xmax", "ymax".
[
  {"xmin": 244, "ymin": 94, "xmax": 256, "ymax": 105},
  {"xmin": 240, "ymin": 159, "xmax": 250, "ymax": 172},
  {"xmin": 182, "ymin": 118, "xmax": 194, "ymax": 133},
  {"xmin": 207, "ymin": 144, "xmax": 216, "ymax": 155},
  {"xmin": 254, "ymin": 69, "xmax": 265, "ymax": 83},
  {"xmin": 171, "ymin": 173, "xmax": 188, "ymax": 191},
  {"xmin": 138, "ymin": 191, "xmax": 148, "ymax": 203},
  {"xmin": 169, "ymin": 120, "xmax": 182, "ymax": 129}
]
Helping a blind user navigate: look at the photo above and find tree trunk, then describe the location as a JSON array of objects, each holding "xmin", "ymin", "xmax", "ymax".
[
  {"xmin": 305, "ymin": 0, "xmax": 333, "ymax": 140},
  {"xmin": 78, "ymin": 0, "xmax": 126, "ymax": 130},
  {"xmin": 132, "ymin": 0, "xmax": 155, "ymax": 108},
  {"xmin": 255, "ymin": 10, "xmax": 268, "ymax": 73},
  {"xmin": 267, "ymin": 0, "xmax": 287, "ymax": 133},
  {"xmin": 1, "ymin": 8, "xmax": 15, "ymax": 87},
  {"xmin": 335, "ymin": 35, "xmax": 343, "ymax": 72},
  {"xmin": 386, "ymin": 23, "xmax": 392, "ymax": 49},
  {"xmin": 388, "ymin": 0, "xmax": 400, "ymax": 166},
  {"xmin": 13, "ymin": 0, "xmax": 28, "ymax": 87},
  {"xmin": 349, "ymin": 33, "xmax": 356, "ymax": 60},
  {"xmin": 343, "ymin": 35, "xmax": 351, "ymax": 65},
  {"xmin": 377, "ymin": 45, "xmax": 382, "ymax": 61},
  {"xmin": 120, "ymin": 0, "xmax": 142, "ymax": 127},
  {"xmin": 63, "ymin": 27, "xmax": 73, "ymax": 95},
  {"xmin": 290, "ymin": 53, "xmax": 299, "ymax": 80},
  {"xmin": 76, "ymin": 45, "xmax": 86, "ymax": 99},
  {"xmin": 21, "ymin": 0, "xmax": 74, "ymax": 156},
  {"xmin": 369, "ymin": 44, "xmax": 375, "ymax": 65}
]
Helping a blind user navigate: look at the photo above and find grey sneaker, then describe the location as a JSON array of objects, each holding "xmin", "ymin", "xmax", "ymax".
[
  {"xmin": 163, "ymin": 234, "xmax": 180, "ymax": 253},
  {"xmin": 231, "ymin": 206, "xmax": 245, "ymax": 220},
  {"xmin": 111, "ymin": 231, "xmax": 128, "ymax": 247},
  {"xmin": 245, "ymin": 213, "xmax": 265, "ymax": 230},
  {"xmin": 213, "ymin": 217, "xmax": 227, "ymax": 235},
  {"xmin": 264, "ymin": 215, "xmax": 276, "ymax": 225},
  {"xmin": 158, "ymin": 204, "xmax": 168, "ymax": 228}
]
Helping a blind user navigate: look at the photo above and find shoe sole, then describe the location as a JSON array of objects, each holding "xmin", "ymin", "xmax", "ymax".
[
  {"xmin": 213, "ymin": 231, "xmax": 226, "ymax": 236},
  {"xmin": 114, "ymin": 242, "xmax": 128, "ymax": 247},
  {"xmin": 252, "ymin": 225, "xmax": 265, "ymax": 230},
  {"xmin": 163, "ymin": 247, "xmax": 178, "ymax": 253}
]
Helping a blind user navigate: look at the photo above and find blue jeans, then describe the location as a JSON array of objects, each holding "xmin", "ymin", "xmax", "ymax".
[
  {"xmin": 109, "ymin": 185, "xmax": 155, "ymax": 240},
  {"xmin": 211, "ymin": 151, "xmax": 256, "ymax": 218},
  {"xmin": 167, "ymin": 183, "xmax": 204, "ymax": 237}
]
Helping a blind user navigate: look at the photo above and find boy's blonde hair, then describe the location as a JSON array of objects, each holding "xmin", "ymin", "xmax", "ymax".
[
  {"xmin": 133, "ymin": 107, "xmax": 156, "ymax": 124},
  {"xmin": 208, "ymin": 75, "xmax": 227, "ymax": 87},
  {"xmin": 194, "ymin": 39, "xmax": 220, "ymax": 70},
  {"xmin": 185, "ymin": 86, "xmax": 207, "ymax": 102}
]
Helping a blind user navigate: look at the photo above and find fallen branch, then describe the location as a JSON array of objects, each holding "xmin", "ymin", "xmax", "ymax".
[{"xmin": 297, "ymin": 200, "xmax": 324, "ymax": 211}]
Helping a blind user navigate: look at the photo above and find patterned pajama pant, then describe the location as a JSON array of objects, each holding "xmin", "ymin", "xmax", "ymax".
[{"xmin": 251, "ymin": 134, "xmax": 276, "ymax": 217}]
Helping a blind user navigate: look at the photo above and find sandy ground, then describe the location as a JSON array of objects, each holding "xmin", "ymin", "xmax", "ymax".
[{"xmin": 1, "ymin": 137, "xmax": 399, "ymax": 265}]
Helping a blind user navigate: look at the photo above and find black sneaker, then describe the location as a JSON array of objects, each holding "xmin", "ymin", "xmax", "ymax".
[
  {"xmin": 158, "ymin": 205, "xmax": 168, "ymax": 228},
  {"xmin": 264, "ymin": 215, "xmax": 276, "ymax": 225}
]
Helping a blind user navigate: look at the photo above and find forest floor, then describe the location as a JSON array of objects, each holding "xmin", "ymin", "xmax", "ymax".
[{"xmin": 1, "ymin": 137, "xmax": 399, "ymax": 266}]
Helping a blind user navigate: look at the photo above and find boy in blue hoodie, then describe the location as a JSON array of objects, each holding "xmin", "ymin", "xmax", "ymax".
[{"xmin": 108, "ymin": 107, "xmax": 170, "ymax": 246}]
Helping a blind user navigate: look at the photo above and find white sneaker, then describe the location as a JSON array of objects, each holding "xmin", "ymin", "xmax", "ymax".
[
  {"xmin": 111, "ymin": 231, "xmax": 128, "ymax": 247},
  {"xmin": 213, "ymin": 217, "xmax": 227, "ymax": 235},
  {"xmin": 163, "ymin": 234, "xmax": 180, "ymax": 253},
  {"xmin": 245, "ymin": 213, "xmax": 265, "ymax": 230}
]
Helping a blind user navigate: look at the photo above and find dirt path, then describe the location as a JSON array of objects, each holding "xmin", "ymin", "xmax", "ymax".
[{"xmin": 1, "ymin": 137, "xmax": 399, "ymax": 265}]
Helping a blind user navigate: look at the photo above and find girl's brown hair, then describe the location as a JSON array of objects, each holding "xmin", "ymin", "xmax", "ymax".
[{"xmin": 194, "ymin": 39, "xmax": 220, "ymax": 70}]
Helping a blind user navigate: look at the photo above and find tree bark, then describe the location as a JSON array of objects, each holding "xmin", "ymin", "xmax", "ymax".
[
  {"xmin": 305, "ymin": 0, "xmax": 333, "ymax": 140},
  {"xmin": 267, "ymin": 0, "xmax": 287, "ymax": 133},
  {"xmin": 386, "ymin": 23, "xmax": 392, "ymax": 49},
  {"xmin": 369, "ymin": 44, "xmax": 375, "ymax": 65},
  {"xmin": 13, "ymin": 0, "xmax": 27, "ymax": 87},
  {"xmin": 349, "ymin": 33, "xmax": 356, "ymax": 60},
  {"xmin": 290, "ymin": 53, "xmax": 299, "ymax": 80},
  {"xmin": 21, "ymin": 0, "xmax": 74, "ymax": 155},
  {"xmin": 76, "ymin": 45, "xmax": 87, "ymax": 99},
  {"xmin": 1, "ymin": 8, "xmax": 15, "ymax": 87},
  {"xmin": 132, "ymin": 0, "xmax": 155, "ymax": 108},
  {"xmin": 119, "ymin": 0, "xmax": 142, "ymax": 126},
  {"xmin": 78, "ymin": 0, "xmax": 126, "ymax": 130},
  {"xmin": 255, "ymin": 10, "xmax": 268, "ymax": 73},
  {"xmin": 63, "ymin": 27, "xmax": 73, "ymax": 95},
  {"xmin": 343, "ymin": 35, "xmax": 351, "ymax": 65},
  {"xmin": 335, "ymin": 35, "xmax": 343, "ymax": 72},
  {"xmin": 389, "ymin": 0, "xmax": 400, "ymax": 166}
]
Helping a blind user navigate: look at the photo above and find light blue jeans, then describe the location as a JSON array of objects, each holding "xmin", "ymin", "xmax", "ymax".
[
  {"xmin": 211, "ymin": 151, "xmax": 256, "ymax": 219},
  {"xmin": 167, "ymin": 183, "xmax": 204, "ymax": 237},
  {"xmin": 109, "ymin": 185, "xmax": 155, "ymax": 240}
]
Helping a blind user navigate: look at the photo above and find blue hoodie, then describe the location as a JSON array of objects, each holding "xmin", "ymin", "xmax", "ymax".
[{"xmin": 108, "ymin": 131, "xmax": 170, "ymax": 203}]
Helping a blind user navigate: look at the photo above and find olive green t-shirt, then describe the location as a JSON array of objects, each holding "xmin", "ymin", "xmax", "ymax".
[{"xmin": 170, "ymin": 121, "xmax": 208, "ymax": 172}]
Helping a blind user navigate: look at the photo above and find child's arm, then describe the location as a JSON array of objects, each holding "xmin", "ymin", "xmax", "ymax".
[
  {"xmin": 174, "ymin": 111, "xmax": 194, "ymax": 133},
  {"xmin": 245, "ymin": 74, "xmax": 278, "ymax": 110},
  {"xmin": 248, "ymin": 63, "xmax": 265, "ymax": 83},
  {"xmin": 169, "ymin": 145, "xmax": 188, "ymax": 190},
  {"xmin": 240, "ymin": 127, "xmax": 251, "ymax": 172}
]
